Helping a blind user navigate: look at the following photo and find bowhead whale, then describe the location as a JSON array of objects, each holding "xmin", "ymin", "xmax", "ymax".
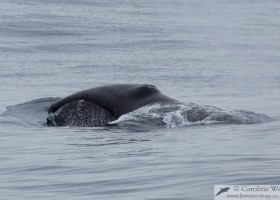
[
  {"xmin": 47, "ymin": 84, "xmax": 178, "ymax": 126},
  {"xmin": 47, "ymin": 84, "xmax": 273, "ymax": 127}
]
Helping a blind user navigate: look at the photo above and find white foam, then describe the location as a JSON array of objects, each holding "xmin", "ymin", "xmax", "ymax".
[{"xmin": 110, "ymin": 103, "xmax": 273, "ymax": 128}]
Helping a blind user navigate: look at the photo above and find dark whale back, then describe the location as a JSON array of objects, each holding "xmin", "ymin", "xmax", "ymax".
[
  {"xmin": 48, "ymin": 84, "xmax": 177, "ymax": 118},
  {"xmin": 47, "ymin": 84, "xmax": 273, "ymax": 127}
]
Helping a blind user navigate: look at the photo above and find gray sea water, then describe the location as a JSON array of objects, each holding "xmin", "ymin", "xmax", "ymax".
[{"xmin": 0, "ymin": 0, "xmax": 280, "ymax": 199}]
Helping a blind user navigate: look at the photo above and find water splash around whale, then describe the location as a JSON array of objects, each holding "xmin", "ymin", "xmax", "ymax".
[{"xmin": 1, "ymin": 98, "xmax": 274, "ymax": 128}]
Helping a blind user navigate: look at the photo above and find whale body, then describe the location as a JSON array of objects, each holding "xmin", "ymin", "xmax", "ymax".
[
  {"xmin": 47, "ymin": 84, "xmax": 178, "ymax": 126},
  {"xmin": 47, "ymin": 84, "xmax": 273, "ymax": 127}
]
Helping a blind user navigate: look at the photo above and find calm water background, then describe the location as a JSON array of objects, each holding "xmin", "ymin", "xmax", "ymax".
[{"xmin": 0, "ymin": 0, "xmax": 280, "ymax": 199}]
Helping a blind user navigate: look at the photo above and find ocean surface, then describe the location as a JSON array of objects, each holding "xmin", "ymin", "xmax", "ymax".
[{"xmin": 0, "ymin": 0, "xmax": 280, "ymax": 199}]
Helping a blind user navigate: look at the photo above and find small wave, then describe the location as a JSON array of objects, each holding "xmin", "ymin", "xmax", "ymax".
[
  {"xmin": 2, "ymin": 97, "xmax": 59, "ymax": 126},
  {"xmin": 111, "ymin": 103, "xmax": 274, "ymax": 128}
]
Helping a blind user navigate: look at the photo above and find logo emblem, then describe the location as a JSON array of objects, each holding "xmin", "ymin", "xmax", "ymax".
[{"xmin": 215, "ymin": 187, "xmax": 230, "ymax": 196}]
